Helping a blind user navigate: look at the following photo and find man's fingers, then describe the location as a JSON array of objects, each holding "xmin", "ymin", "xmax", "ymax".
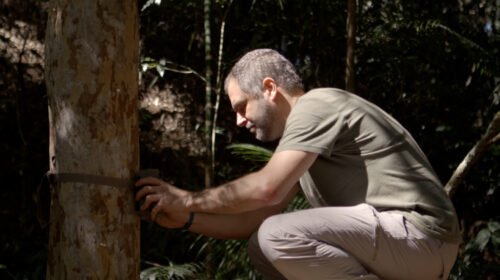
[
  {"xmin": 135, "ymin": 176, "xmax": 164, "ymax": 187},
  {"xmin": 141, "ymin": 193, "xmax": 160, "ymax": 211},
  {"xmin": 150, "ymin": 202, "xmax": 164, "ymax": 222},
  {"xmin": 135, "ymin": 185, "xmax": 156, "ymax": 201}
]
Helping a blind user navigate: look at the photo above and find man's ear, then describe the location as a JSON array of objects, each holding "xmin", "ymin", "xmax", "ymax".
[{"xmin": 262, "ymin": 77, "xmax": 278, "ymax": 101}]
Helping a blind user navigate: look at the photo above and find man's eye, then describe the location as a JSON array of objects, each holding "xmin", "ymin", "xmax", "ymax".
[{"xmin": 236, "ymin": 104, "xmax": 246, "ymax": 115}]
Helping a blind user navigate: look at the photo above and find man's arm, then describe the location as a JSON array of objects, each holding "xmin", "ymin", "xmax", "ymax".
[
  {"xmin": 136, "ymin": 150, "xmax": 317, "ymax": 219},
  {"xmin": 157, "ymin": 184, "xmax": 301, "ymax": 239}
]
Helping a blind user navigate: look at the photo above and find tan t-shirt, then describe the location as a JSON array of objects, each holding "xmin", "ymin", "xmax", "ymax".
[{"xmin": 276, "ymin": 88, "xmax": 460, "ymax": 243}]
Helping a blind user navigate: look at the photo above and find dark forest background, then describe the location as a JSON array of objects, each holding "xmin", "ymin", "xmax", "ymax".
[{"xmin": 1, "ymin": 0, "xmax": 499, "ymax": 279}]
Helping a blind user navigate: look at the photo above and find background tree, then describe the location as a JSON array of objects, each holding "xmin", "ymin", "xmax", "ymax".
[
  {"xmin": 345, "ymin": 0, "xmax": 357, "ymax": 92},
  {"xmin": 203, "ymin": 0, "xmax": 214, "ymax": 189},
  {"xmin": 44, "ymin": 0, "xmax": 140, "ymax": 278}
]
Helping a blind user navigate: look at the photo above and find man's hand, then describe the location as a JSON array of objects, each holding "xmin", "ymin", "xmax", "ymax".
[
  {"xmin": 135, "ymin": 177, "xmax": 192, "ymax": 222},
  {"xmin": 155, "ymin": 211, "xmax": 192, "ymax": 229}
]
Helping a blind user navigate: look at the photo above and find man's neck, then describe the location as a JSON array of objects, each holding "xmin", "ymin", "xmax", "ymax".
[
  {"xmin": 286, "ymin": 90, "xmax": 305, "ymax": 109},
  {"xmin": 277, "ymin": 88, "xmax": 305, "ymax": 120}
]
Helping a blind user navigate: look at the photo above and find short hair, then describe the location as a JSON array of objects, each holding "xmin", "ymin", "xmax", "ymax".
[{"xmin": 224, "ymin": 49, "xmax": 303, "ymax": 97}]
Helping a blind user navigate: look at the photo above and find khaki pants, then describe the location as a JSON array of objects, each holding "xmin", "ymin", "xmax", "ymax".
[{"xmin": 248, "ymin": 204, "xmax": 458, "ymax": 280}]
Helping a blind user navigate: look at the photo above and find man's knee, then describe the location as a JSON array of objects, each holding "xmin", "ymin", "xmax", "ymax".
[
  {"xmin": 245, "ymin": 215, "xmax": 285, "ymax": 264},
  {"xmin": 248, "ymin": 227, "xmax": 288, "ymax": 280},
  {"xmin": 256, "ymin": 214, "xmax": 309, "ymax": 263},
  {"xmin": 248, "ymin": 216, "xmax": 285, "ymax": 264}
]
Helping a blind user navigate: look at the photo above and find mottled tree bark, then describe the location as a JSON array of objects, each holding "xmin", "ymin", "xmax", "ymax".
[{"xmin": 45, "ymin": 0, "xmax": 140, "ymax": 279}]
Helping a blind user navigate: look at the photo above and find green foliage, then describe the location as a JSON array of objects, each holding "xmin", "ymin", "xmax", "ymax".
[
  {"xmin": 451, "ymin": 220, "xmax": 500, "ymax": 279},
  {"xmin": 140, "ymin": 261, "xmax": 203, "ymax": 280},
  {"xmin": 0, "ymin": 265, "xmax": 15, "ymax": 280},
  {"xmin": 465, "ymin": 221, "xmax": 500, "ymax": 257},
  {"xmin": 191, "ymin": 237, "xmax": 259, "ymax": 280},
  {"xmin": 226, "ymin": 143, "xmax": 273, "ymax": 163},
  {"xmin": 284, "ymin": 193, "xmax": 311, "ymax": 212}
]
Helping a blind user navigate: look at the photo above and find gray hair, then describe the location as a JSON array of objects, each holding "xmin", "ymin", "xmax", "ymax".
[{"xmin": 224, "ymin": 49, "xmax": 303, "ymax": 97}]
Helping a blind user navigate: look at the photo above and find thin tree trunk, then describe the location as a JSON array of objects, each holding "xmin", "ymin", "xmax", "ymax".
[
  {"xmin": 202, "ymin": 1, "xmax": 215, "ymax": 277},
  {"xmin": 345, "ymin": 0, "xmax": 357, "ymax": 92},
  {"xmin": 445, "ymin": 111, "xmax": 500, "ymax": 197},
  {"xmin": 211, "ymin": 0, "xmax": 233, "ymax": 188},
  {"xmin": 204, "ymin": 0, "xmax": 214, "ymax": 189},
  {"xmin": 45, "ymin": 0, "xmax": 140, "ymax": 278}
]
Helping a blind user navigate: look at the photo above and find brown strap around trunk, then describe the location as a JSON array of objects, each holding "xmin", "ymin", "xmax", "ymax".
[
  {"xmin": 36, "ymin": 169, "xmax": 160, "ymax": 228},
  {"xmin": 46, "ymin": 172, "xmax": 133, "ymax": 188}
]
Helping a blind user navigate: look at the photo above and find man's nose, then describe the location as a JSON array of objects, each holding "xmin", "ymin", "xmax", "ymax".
[{"xmin": 236, "ymin": 112, "xmax": 247, "ymax": 127}]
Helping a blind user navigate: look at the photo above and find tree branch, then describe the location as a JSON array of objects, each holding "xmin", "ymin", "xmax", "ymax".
[
  {"xmin": 149, "ymin": 59, "xmax": 207, "ymax": 82},
  {"xmin": 488, "ymin": 132, "xmax": 500, "ymax": 145},
  {"xmin": 445, "ymin": 110, "xmax": 500, "ymax": 197}
]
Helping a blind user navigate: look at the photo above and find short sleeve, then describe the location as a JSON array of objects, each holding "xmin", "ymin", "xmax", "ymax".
[{"xmin": 275, "ymin": 91, "xmax": 345, "ymax": 156}]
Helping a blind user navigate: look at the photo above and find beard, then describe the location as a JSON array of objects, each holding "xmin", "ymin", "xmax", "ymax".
[{"xmin": 248, "ymin": 101, "xmax": 283, "ymax": 142}]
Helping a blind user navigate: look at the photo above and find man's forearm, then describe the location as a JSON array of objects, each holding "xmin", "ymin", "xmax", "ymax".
[
  {"xmin": 187, "ymin": 171, "xmax": 276, "ymax": 214},
  {"xmin": 188, "ymin": 185, "xmax": 299, "ymax": 239},
  {"xmin": 185, "ymin": 150, "xmax": 317, "ymax": 214},
  {"xmin": 136, "ymin": 150, "xmax": 316, "ymax": 217}
]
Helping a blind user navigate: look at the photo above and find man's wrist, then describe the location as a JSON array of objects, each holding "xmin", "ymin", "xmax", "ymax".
[{"xmin": 181, "ymin": 212, "xmax": 194, "ymax": 230}]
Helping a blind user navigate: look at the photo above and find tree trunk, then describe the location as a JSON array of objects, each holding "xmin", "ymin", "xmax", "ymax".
[
  {"xmin": 345, "ymin": 0, "xmax": 357, "ymax": 92},
  {"xmin": 204, "ymin": 0, "xmax": 214, "ymax": 189},
  {"xmin": 45, "ymin": 0, "xmax": 140, "ymax": 279}
]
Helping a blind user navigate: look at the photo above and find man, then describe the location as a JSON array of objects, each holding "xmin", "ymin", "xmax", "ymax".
[{"xmin": 135, "ymin": 49, "xmax": 461, "ymax": 279}]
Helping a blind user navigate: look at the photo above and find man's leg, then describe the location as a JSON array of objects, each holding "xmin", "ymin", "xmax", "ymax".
[
  {"xmin": 249, "ymin": 203, "xmax": 458, "ymax": 280},
  {"xmin": 248, "ymin": 232, "xmax": 287, "ymax": 280},
  {"xmin": 249, "ymin": 203, "xmax": 380, "ymax": 280}
]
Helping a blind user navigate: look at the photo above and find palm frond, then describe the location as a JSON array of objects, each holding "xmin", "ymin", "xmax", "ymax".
[
  {"xmin": 412, "ymin": 20, "xmax": 487, "ymax": 53},
  {"xmin": 226, "ymin": 143, "xmax": 273, "ymax": 163}
]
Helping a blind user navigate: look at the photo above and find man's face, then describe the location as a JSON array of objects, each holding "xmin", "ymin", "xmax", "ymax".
[{"xmin": 226, "ymin": 78, "xmax": 281, "ymax": 142}]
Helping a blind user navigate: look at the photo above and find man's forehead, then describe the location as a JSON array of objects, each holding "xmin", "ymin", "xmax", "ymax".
[{"xmin": 227, "ymin": 78, "xmax": 246, "ymax": 106}]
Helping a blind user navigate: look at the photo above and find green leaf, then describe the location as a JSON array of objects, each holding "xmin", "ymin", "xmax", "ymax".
[
  {"xmin": 491, "ymin": 230, "xmax": 500, "ymax": 246},
  {"xmin": 435, "ymin": 125, "xmax": 451, "ymax": 132},
  {"xmin": 488, "ymin": 220, "xmax": 500, "ymax": 232},
  {"xmin": 475, "ymin": 228, "xmax": 491, "ymax": 251},
  {"xmin": 187, "ymin": 32, "xmax": 195, "ymax": 52}
]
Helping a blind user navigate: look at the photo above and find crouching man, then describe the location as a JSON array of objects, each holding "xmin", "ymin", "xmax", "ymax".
[{"xmin": 136, "ymin": 49, "xmax": 460, "ymax": 280}]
